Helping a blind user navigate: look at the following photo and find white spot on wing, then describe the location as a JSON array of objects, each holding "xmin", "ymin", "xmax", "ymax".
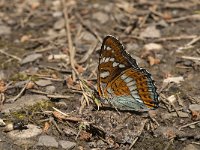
[
  {"xmin": 127, "ymin": 80, "xmax": 136, "ymax": 86},
  {"xmin": 103, "ymin": 45, "xmax": 106, "ymax": 50},
  {"xmin": 100, "ymin": 59, "xmax": 103, "ymax": 64},
  {"xmin": 100, "ymin": 71, "xmax": 110, "ymax": 78},
  {"xmin": 119, "ymin": 64, "xmax": 125, "ymax": 68},
  {"xmin": 124, "ymin": 77, "xmax": 133, "ymax": 83},
  {"xmin": 130, "ymin": 91, "xmax": 143, "ymax": 103},
  {"xmin": 105, "ymin": 57, "xmax": 110, "ymax": 62},
  {"xmin": 121, "ymin": 74, "xmax": 127, "ymax": 80},
  {"xmin": 106, "ymin": 47, "xmax": 112, "ymax": 51},
  {"xmin": 110, "ymin": 58, "xmax": 115, "ymax": 61},
  {"xmin": 113, "ymin": 62, "xmax": 119, "ymax": 67},
  {"xmin": 129, "ymin": 85, "xmax": 137, "ymax": 91}
]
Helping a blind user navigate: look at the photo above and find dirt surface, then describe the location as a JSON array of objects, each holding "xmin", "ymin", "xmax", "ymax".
[{"xmin": 0, "ymin": 0, "xmax": 200, "ymax": 150}]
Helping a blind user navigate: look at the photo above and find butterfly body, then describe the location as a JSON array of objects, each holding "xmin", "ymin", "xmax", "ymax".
[{"xmin": 97, "ymin": 35, "xmax": 159, "ymax": 111}]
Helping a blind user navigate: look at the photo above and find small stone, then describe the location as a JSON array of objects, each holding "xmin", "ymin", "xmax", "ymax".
[
  {"xmin": 154, "ymin": 126, "xmax": 183, "ymax": 139},
  {"xmin": 58, "ymin": 140, "xmax": 76, "ymax": 149},
  {"xmin": 182, "ymin": 144, "xmax": 198, "ymax": 150},
  {"xmin": 140, "ymin": 26, "xmax": 161, "ymax": 38},
  {"xmin": 4, "ymin": 123, "xmax": 14, "ymax": 132},
  {"xmin": 37, "ymin": 135, "xmax": 58, "ymax": 148},
  {"xmin": 55, "ymin": 101, "xmax": 67, "ymax": 109},
  {"xmin": 144, "ymin": 43, "xmax": 163, "ymax": 51},
  {"xmin": 177, "ymin": 111, "xmax": 189, "ymax": 118},
  {"xmin": 162, "ymin": 112, "xmax": 174, "ymax": 120},
  {"xmin": 54, "ymin": 18, "xmax": 65, "ymax": 30},
  {"xmin": 81, "ymin": 32, "xmax": 96, "ymax": 42},
  {"xmin": 45, "ymin": 85, "xmax": 56, "ymax": 94},
  {"xmin": 0, "ymin": 25, "xmax": 11, "ymax": 35},
  {"xmin": 88, "ymin": 142, "xmax": 96, "ymax": 148},
  {"xmin": 0, "ymin": 119, "xmax": 6, "ymax": 127},
  {"xmin": 156, "ymin": 20, "xmax": 168, "ymax": 28},
  {"xmin": 2, "ymin": 94, "xmax": 49, "ymax": 113},
  {"xmin": 52, "ymin": 11, "xmax": 63, "ymax": 17},
  {"xmin": 189, "ymin": 104, "xmax": 200, "ymax": 120},
  {"xmin": 35, "ymin": 79, "xmax": 52, "ymax": 87},
  {"xmin": 21, "ymin": 53, "xmax": 42, "ymax": 65},
  {"xmin": 92, "ymin": 12, "xmax": 109, "ymax": 24},
  {"xmin": 7, "ymin": 124, "xmax": 42, "ymax": 139},
  {"xmin": 189, "ymin": 124, "xmax": 196, "ymax": 129},
  {"xmin": 0, "ymin": 70, "xmax": 6, "ymax": 80},
  {"xmin": 96, "ymin": 140, "xmax": 105, "ymax": 147},
  {"xmin": 163, "ymin": 76, "xmax": 184, "ymax": 84}
]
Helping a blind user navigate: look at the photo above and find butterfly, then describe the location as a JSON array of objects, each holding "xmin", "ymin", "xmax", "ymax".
[{"xmin": 97, "ymin": 35, "xmax": 159, "ymax": 111}]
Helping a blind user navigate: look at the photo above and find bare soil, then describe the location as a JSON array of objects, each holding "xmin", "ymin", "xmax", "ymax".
[{"xmin": 0, "ymin": 0, "xmax": 200, "ymax": 150}]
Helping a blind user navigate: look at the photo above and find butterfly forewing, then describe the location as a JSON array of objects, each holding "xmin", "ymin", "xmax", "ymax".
[
  {"xmin": 97, "ymin": 35, "xmax": 159, "ymax": 111},
  {"xmin": 98, "ymin": 36, "xmax": 132, "ymax": 98}
]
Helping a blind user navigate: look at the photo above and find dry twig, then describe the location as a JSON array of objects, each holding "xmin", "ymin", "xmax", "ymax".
[
  {"xmin": 78, "ymin": 40, "xmax": 98, "ymax": 64},
  {"xmin": 61, "ymin": 0, "xmax": 78, "ymax": 81},
  {"xmin": 0, "ymin": 49, "xmax": 21, "ymax": 61},
  {"xmin": 179, "ymin": 120, "xmax": 200, "ymax": 130},
  {"xmin": 154, "ymin": 35, "xmax": 197, "ymax": 42},
  {"xmin": 8, "ymin": 80, "xmax": 30, "ymax": 102}
]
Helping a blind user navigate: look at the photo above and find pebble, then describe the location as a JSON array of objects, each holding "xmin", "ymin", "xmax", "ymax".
[
  {"xmin": 0, "ymin": 25, "xmax": 11, "ymax": 35},
  {"xmin": 96, "ymin": 140, "xmax": 105, "ymax": 147},
  {"xmin": 177, "ymin": 111, "xmax": 189, "ymax": 118},
  {"xmin": 189, "ymin": 124, "xmax": 196, "ymax": 129},
  {"xmin": 143, "ymin": 43, "xmax": 163, "ymax": 51},
  {"xmin": 81, "ymin": 32, "xmax": 96, "ymax": 42},
  {"xmin": 189, "ymin": 104, "xmax": 200, "ymax": 120},
  {"xmin": 35, "ymin": 79, "xmax": 52, "ymax": 87},
  {"xmin": 37, "ymin": 135, "xmax": 58, "ymax": 148},
  {"xmin": 0, "ymin": 119, "xmax": 6, "ymax": 127},
  {"xmin": 21, "ymin": 53, "xmax": 42, "ymax": 65},
  {"xmin": 2, "ymin": 94, "xmax": 49, "ymax": 113},
  {"xmin": 92, "ymin": 12, "xmax": 109, "ymax": 24},
  {"xmin": 55, "ymin": 101, "xmax": 67, "ymax": 109},
  {"xmin": 0, "ymin": 70, "xmax": 6, "ymax": 80},
  {"xmin": 52, "ymin": 11, "xmax": 63, "ymax": 18},
  {"xmin": 154, "ymin": 126, "xmax": 183, "ymax": 139},
  {"xmin": 53, "ymin": 18, "xmax": 65, "ymax": 30},
  {"xmin": 58, "ymin": 140, "xmax": 76, "ymax": 149},
  {"xmin": 140, "ymin": 26, "xmax": 161, "ymax": 38},
  {"xmin": 88, "ymin": 142, "xmax": 97, "ymax": 148},
  {"xmin": 162, "ymin": 111, "xmax": 189, "ymax": 120},
  {"xmin": 7, "ymin": 124, "xmax": 42, "ymax": 139},
  {"xmin": 182, "ymin": 144, "xmax": 199, "ymax": 150},
  {"xmin": 45, "ymin": 85, "xmax": 56, "ymax": 94}
]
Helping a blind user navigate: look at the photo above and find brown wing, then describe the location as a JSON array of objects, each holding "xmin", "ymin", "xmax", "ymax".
[
  {"xmin": 97, "ymin": 35, "xmax": 159, "ymax": 109},
  {"xmin": 97, "ymin": 35, "xmax": 139, "ymax": 98}
]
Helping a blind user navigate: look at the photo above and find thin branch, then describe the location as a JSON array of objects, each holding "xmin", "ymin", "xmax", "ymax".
[
  {"xmin": 0, "ymin": 49, "xmax": 21, "ymax": 61},
  {"xmin": 61, "ymin": 0, "xmax": 78, "ymax": 81}
]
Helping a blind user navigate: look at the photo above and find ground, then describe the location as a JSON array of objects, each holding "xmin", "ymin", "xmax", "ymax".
[{"xmin": 0, "ymin": 0, "xmax": 200, "ymax": 150}]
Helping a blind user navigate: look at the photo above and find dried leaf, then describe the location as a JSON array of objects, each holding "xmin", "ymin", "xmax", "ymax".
[
  {"xmin": 0, "ymin": 80, "xmax": 6, "ymax": 93},
  {"xmin": 20, "ymin": 35, "xmax": 32, "ymax": 42},
  {"xmin": 66, "ymin": 76, "xmax": 74, "ymax": 86},
  {"xmin": 79, "ymin": 131, "xmax": 92, "ymax": 141},
  {"xmin": 43, "ymin": 122, "xmax": 50, "ymax": 133},
  {"xmin": 148, "ymin": 56, "xmax": 160, "ymax": 66},
  {"xmin": 53, "ymin": 111, "xmax": 66, "ymax": 121},
  {"xmin": 75, "ymin": 64, "xmax": 84, "ymax": 74},
  {"xmin": 26, "ymin": 81, "xmax": 35, "ymax": 89}
]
